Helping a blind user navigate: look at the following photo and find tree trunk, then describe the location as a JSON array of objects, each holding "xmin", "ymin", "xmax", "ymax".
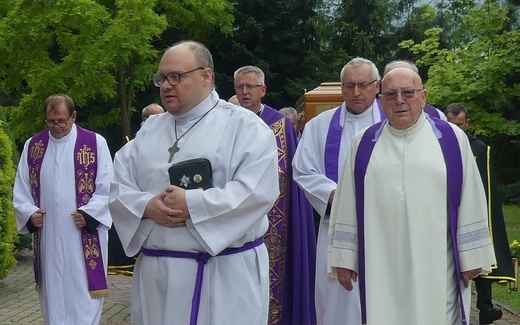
[{"xmin": 116, "ymin": 67, "xmax": 132, "ymax": 145}]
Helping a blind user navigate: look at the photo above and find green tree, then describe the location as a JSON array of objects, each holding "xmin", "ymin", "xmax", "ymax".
[
  {"xmin": 401, "ymin": 0, "xmax": 520, "ymax": 181},
  {"xmin": 325, "ymin": 0, "xmax": 410, "ymax": 67},
  {"xmin": 0, "ymin": 0, "xmax": 233, "ymax": 146},
  {"xmin": 390, "ymin": 4, "xmax": 438, "ymax": 66},
  {"xmin": 401, "ymin": 1, "xmax": 520, "ymax": 135},
  {"xmin": 206, "ymin": 0, "xmax": 328, "ymax": 108}
]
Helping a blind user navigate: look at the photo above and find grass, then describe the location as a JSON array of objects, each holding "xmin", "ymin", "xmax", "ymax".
[{"xmin": 490, "ymin": 204, "xmax": 520, "ymax": 313}]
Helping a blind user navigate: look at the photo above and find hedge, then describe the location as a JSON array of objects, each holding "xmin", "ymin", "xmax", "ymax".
[{"xmin": 0, "ymin": 120, "xmax": 18, "ymax": 279}]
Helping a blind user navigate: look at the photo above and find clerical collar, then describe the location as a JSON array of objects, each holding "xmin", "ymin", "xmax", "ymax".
[
  {"xmin": 173, "ymin": 91, "xmax": 218, "ymax": 122},
  {"xmin": 387, "ymin": 113, "xmax": 426, "ymax": 136},
  {"xmin": 49, "ymin": 123, "xmax": 77, "ymax": 143},
  {"xmin": 256, "ymin": 104, "xmax": 265, "ymax": 116},
  {"xmin": 342, "ymin": 102, "xmax": 375, "ymax": 127}
]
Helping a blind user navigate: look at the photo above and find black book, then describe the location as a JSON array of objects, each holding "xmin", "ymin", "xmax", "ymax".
[{"xmin": 168, "ymin": 158, "xmax": 213, "ymax": 190}]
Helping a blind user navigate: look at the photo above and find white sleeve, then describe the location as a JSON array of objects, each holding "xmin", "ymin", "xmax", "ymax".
[
  {"xmin": 292, "ymin": 116, "xmax": 336, "ymax": 217},
  {"xmin": 13, "ymin": 139, "xmax": 39, "ymax": 233}
]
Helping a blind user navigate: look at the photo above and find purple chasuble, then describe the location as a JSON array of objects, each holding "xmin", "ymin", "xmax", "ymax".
[
  {"xmin": 28, "ymin": 125, "xmax": 109, "ymax": 298},
  {"xmin": 259, "ymin": 105, "xmax": 317, "ymax": 325},
  {"xmin": 354, "ymin": 116, "xmax": 466, "ymax": 324}
]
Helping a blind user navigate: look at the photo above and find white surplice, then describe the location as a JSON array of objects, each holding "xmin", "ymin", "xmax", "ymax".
[
  {"xmin": 292, "ymin": 100, "xmax": 383, "ymax": 325},
  {"xmin": 109, "ymin": 91, "xmax": 279, "ymax": 325},
  {"xmin": 328, "ymin": 114, "xmax": 496, "ymax": 325},
  {"xmin": 13, "ymin": 124, "xmax": 113, "ymax": 325}
]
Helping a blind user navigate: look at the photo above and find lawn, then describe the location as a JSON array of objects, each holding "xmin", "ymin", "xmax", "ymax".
[{"xmin": 490, "ymin": 204, "xmax": 520, "ymax": 313}]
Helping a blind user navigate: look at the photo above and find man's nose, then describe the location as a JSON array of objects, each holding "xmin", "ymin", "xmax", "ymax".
[{"xmin": 395, "ymin": 92, "xmax": 406, "ymax": 103}]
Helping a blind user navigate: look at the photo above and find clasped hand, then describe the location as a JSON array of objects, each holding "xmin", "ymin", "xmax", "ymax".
[{"xmin": 144, "ymin": 185, "xmax": 189, "ymax": 227}]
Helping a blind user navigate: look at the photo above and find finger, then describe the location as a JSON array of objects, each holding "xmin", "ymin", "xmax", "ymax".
[
  {"xmin": 167, "ymin": 208, "xmax": 185, "ymax": 217},
  {"xmin": 164, "ymin": 185, "xmax": 174, "ymax": 192},
  {"xmin": 167, "ymin": 215, "xmax": 186, "ymax": 223},
  {"xmin": 462, "ymin": 276, "xmax": 469, "ymax": 288},
  {"xmin": 339, "ymin": 278, "xmax": 353, "ymax": 291},
  {"xmin": 162, "ymin": 215, "xmax": 186, "ymax": 228},
  {"xmin": 345, "ymin": 280, "xmax": 353, "ymax": 291},
  {"xmin": 158, "ymin": 191, "xmax": 170, "ymax": 202},
  {"xmin": 171, "ymin": 221, "xmax": 187, "ymax": 228}
]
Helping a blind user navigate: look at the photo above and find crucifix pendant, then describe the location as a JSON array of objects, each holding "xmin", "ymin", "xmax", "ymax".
[{"xmin": 168, "ymin": 141, "xmax": 179, "ymax": 163}]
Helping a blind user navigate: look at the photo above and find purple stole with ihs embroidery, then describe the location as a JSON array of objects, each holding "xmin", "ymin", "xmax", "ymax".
[{"xmin": 28, "ymin": 125, "xmax": 109, "ymax": 298}]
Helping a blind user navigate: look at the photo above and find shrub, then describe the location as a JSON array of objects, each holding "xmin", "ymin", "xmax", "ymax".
[
  {"xmin": 0, "ymin": 125, "xmax": 18, "ymax": 278},
  {"xmin": 15, "ymin": 233, "xmax": 32, "ymax": 251},
  {"xmin": 499, "ymin": 181, "xmax": 520, "ymax": 205}
]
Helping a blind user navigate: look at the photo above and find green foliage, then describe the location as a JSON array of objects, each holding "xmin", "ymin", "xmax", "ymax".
[
  {"xmin": 15, "ymin": 234, "xmax": 32, "ymax": 252},
  {"xmin": 511, "ymin": 239, "xmax": 520, "ymax": 258},
  {"xmin": 158, "ymin": 0, "xmax": 233, "ymax": 39},
  {"xmin": 390, "ymin": 4, "xmax": 438, "ymax": 61},
  {"xmin": 492, "ymin": 204, "xmax": 520, "ymax": 311},
  {"xmin": 207, "ymin": 0, "xmax": 327, "ymax": 108},
  {"xmin": 0, "ymin": 0, "xmax": 233, "ymax": 146},
  {"xmin": 331, "ymin": 0, "xmax": 396, "ymax": 59},
  {"xmin": 0, "ymin": 124, "xmax": 17, "ymax": 279},
  {"xmin": 401, "ymin": 1, "xmax": 520, "ymax": 136},
  {"xmin": 500, "ymin": 181, "xmax": 520, "ymax": 205},
  {"xmin": 0, "ymin": 107, "xmax": 19, "ymax": 167},
  {"xmin": 0, "ymin": 0, "xmax": 518, "ymax": 155}
]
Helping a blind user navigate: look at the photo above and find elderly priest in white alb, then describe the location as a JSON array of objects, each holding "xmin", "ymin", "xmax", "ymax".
[{"xmin": 327, "ymin": 68, "xmax": 496, "ymax": 325}]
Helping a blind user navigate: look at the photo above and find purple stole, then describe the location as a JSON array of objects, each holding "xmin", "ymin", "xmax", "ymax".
[
  {"xmin": 424, "ymin": 103, "xmax": 441, "ymax": 119},
  {"xmin": 325, "ymin": 101, "xmax": 442, "ymax": 181},
  {"xmin": 28, "ymin": 126, "xmax": 109, "ymax": 298},
  {"xmin": 325, "ymin": 101, "xmax": 386, "ymax": 182},
  {"xmin": 354, "ymin": 116, "xmax": 466, "ymax": 324},
  {"xmin": 260, "ymin": 106, "xmax": 317, "ymax": 325}
]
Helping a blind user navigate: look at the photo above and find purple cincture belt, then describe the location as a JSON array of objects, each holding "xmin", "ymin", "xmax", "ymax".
[{"xmin": 140, "ymin": 237, "xmax": 264, "ymax": 325}]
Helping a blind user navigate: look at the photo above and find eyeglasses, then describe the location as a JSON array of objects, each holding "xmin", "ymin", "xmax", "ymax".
[
  {"xmin": 45, "ymin": 117, "xmax": 71, "ymax": 128},
  {"xmin": 381, "ymin": 89, "xmax": 423, "ymax": 101},
  {"xmin": 342, "ymin": 80, "xmax": 378, "ymax": 90},
  {"xmin": 234, "ymin": 84, "xmax": 263, "ymax": 91},
  {"xmin": 152, "ymin": 67, "xmax": 204, "ymax": 87}
]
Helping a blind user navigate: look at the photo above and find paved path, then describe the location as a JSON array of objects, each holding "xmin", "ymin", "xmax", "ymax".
[
  {"xmin": 0, "ymin": 250, "xmax": 518, "ymax": 324},
  {"xmin": 0, "ymin": 251, "xmax": 130, "ymax": 324}
]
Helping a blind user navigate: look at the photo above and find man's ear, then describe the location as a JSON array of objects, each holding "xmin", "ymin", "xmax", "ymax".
[
  {"xmin": 422, "ymin": 89, "xmax": 428, "ymax": 102},
  {"xmin": 202, "ymin": 68, "xmax": 213, "ymax": 84}
]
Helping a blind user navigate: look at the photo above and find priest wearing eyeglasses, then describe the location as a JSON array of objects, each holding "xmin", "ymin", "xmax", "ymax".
[
  {"xmin": 234, "ymin": 65, "xmax": 317, "ymax": 325},
  {"xmin": 109, "ymin": 41, "xmax": 280, "ymax": 325},
  {"xmin": 327, "ymin": 67, "xmax": 496, "ymax": 325},
  {"xmin": 293, "ymin": 57, "xmax": 384, "ymax": 325},
  {"xmin": 13, "ymin": 94, "xmax": 113, "ymax": 324}
]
